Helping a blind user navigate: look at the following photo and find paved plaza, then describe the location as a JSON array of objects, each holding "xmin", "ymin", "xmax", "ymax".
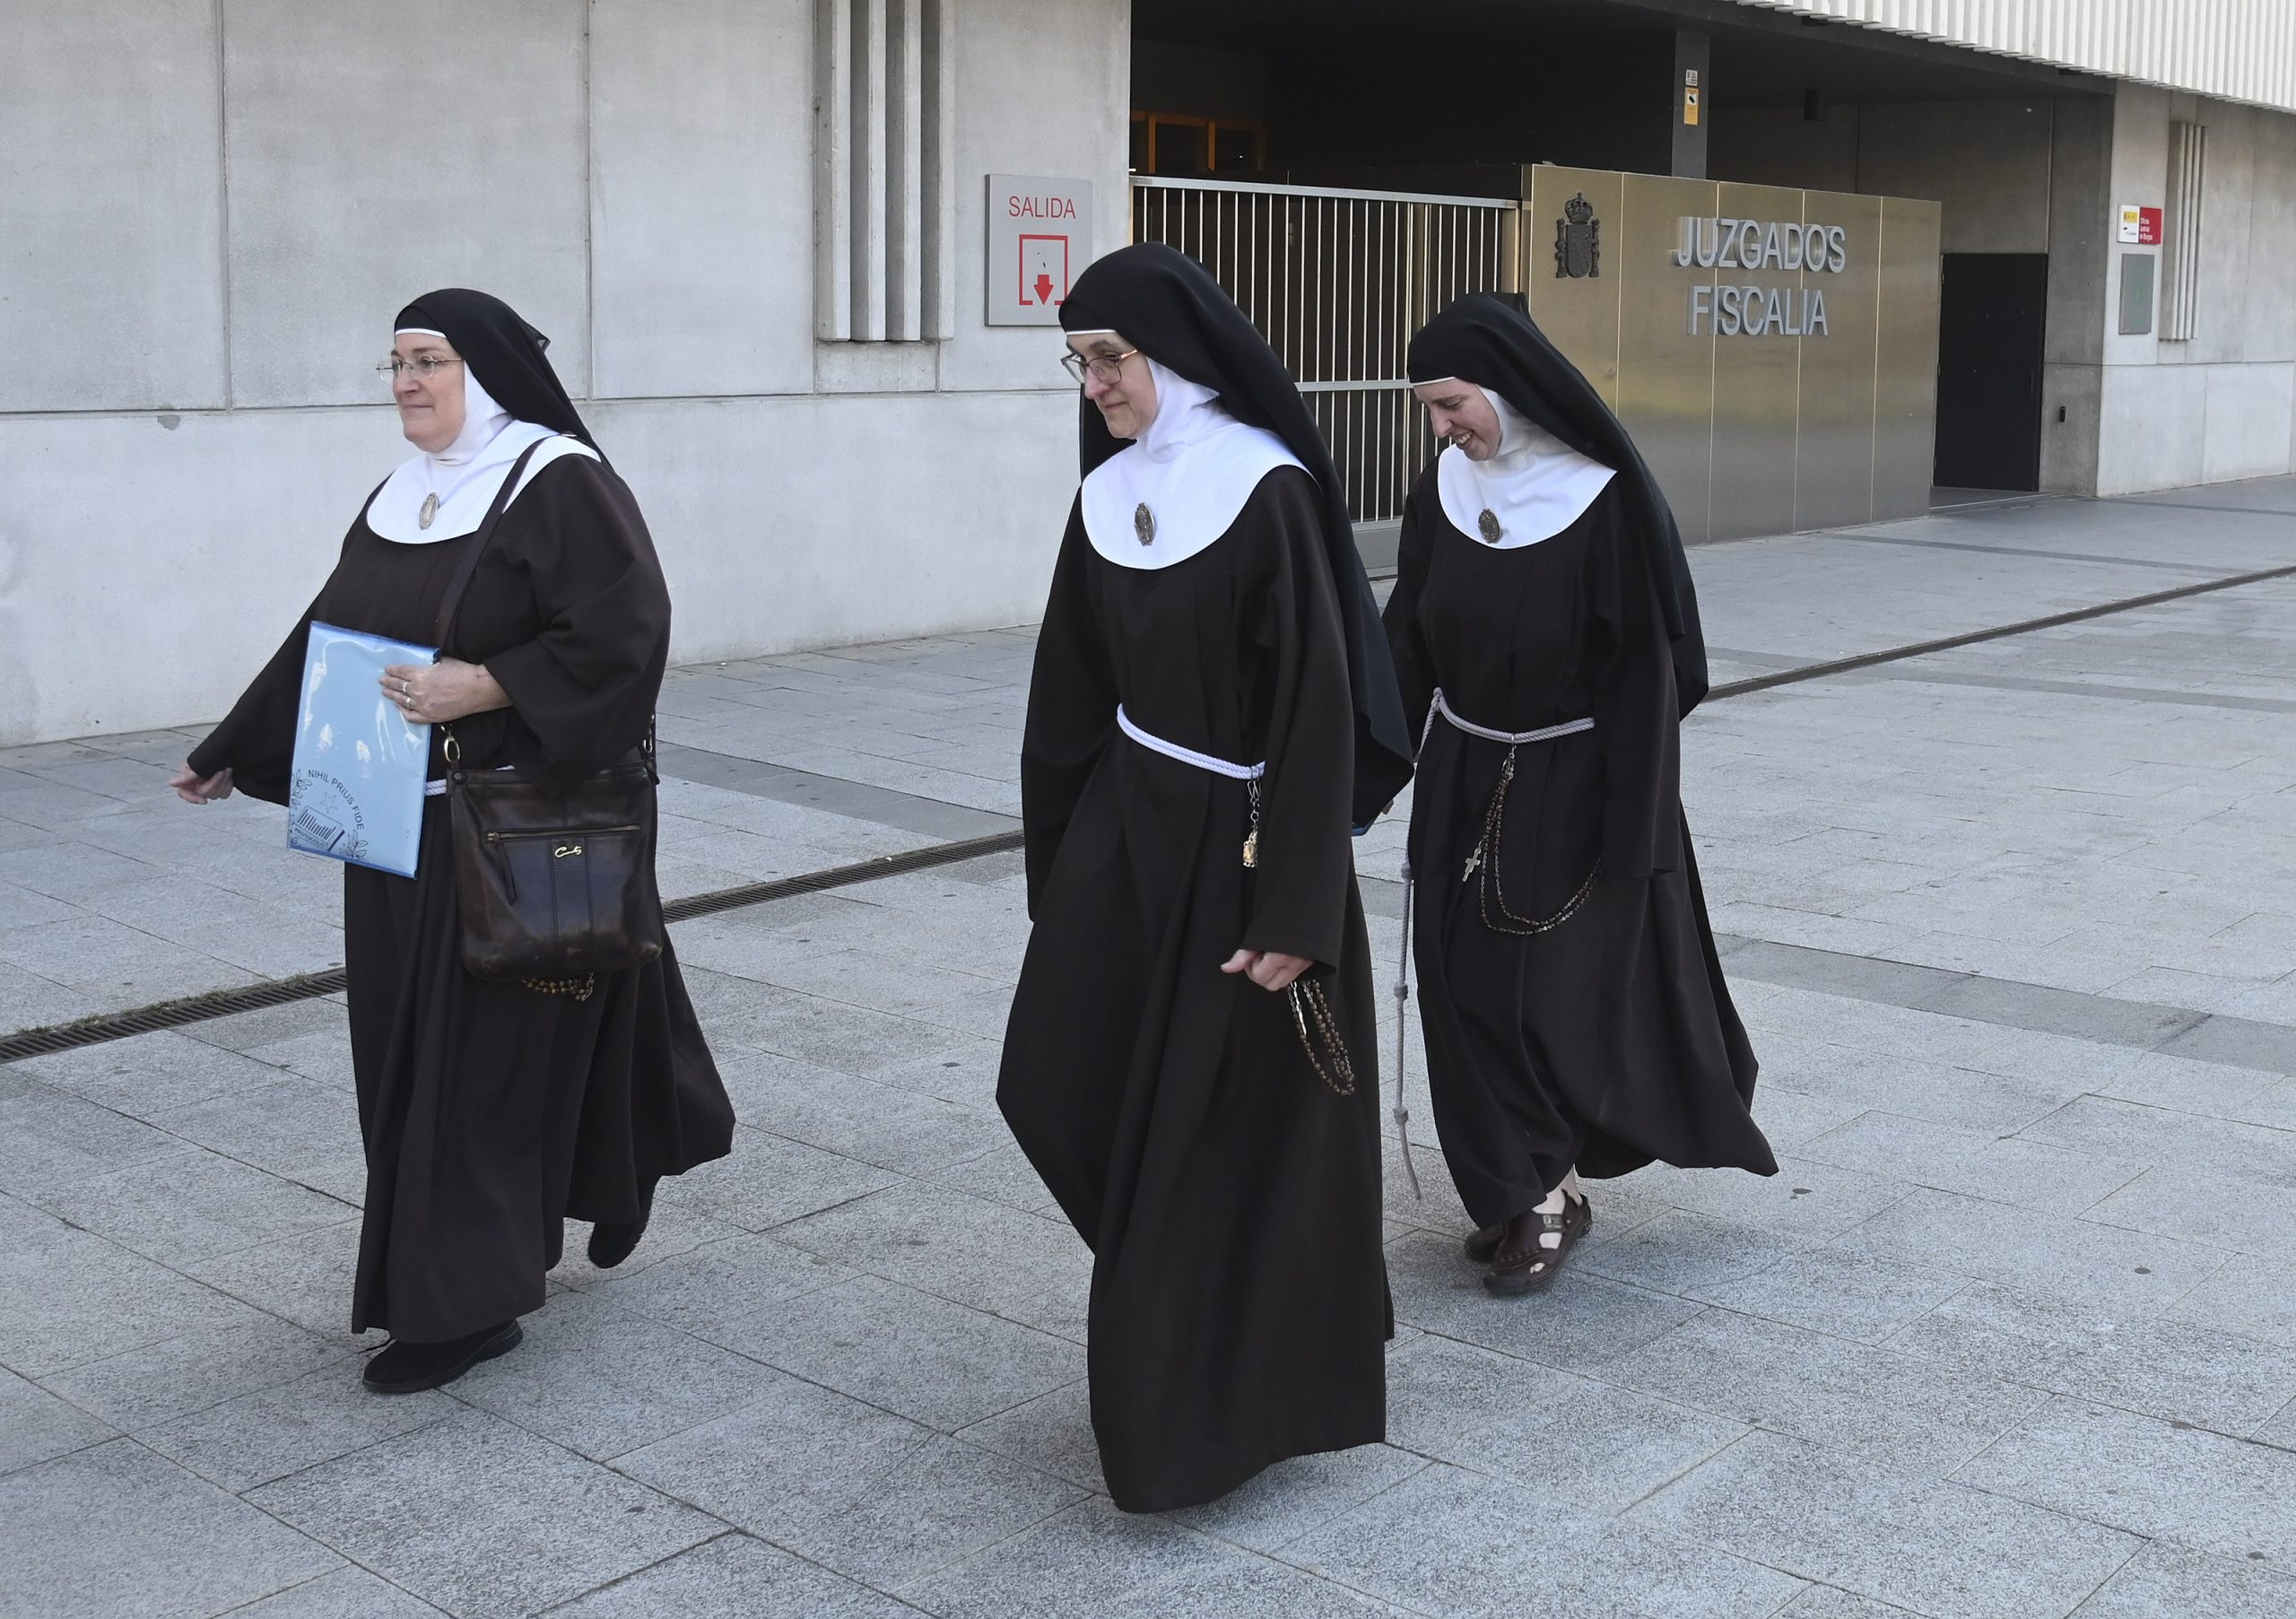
[{"xmin": 4, "ymin": 480, "xmax": 2296, "ymax": 1618}]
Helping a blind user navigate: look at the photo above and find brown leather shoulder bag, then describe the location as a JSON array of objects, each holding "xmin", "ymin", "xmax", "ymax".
[{"xmin": 431, "ymin": 440, "xmax": 665, "ymax": 988}]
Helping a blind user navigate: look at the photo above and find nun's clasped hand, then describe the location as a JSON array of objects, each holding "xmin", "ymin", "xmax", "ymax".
[{"xmin": 382, "ymin": 657, "xmax": 509, "ymax": 726}]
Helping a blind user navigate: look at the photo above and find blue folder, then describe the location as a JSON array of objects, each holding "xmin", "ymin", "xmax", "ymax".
[{"xmin": 288, "ymin": 622, "xmax": 436, "ymax": 878}]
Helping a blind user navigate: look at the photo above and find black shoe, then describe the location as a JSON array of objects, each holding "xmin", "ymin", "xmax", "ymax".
[
  {"xmin": 587, "ymin": 1182, "xmax": 656, "ymax": 1269},
  {"xmin": 363, "ymin": 1320, "xmax": 523, "ymax": 1394}
]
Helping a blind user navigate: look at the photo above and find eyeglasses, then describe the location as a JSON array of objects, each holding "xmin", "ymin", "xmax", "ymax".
[
  {"xmin": 376, "ymin": 355, "xmax": 458, "ymax": 381},
  {"xmin": 1059, "ymin": 347, "xmax": 1139, "ymax": 387}
]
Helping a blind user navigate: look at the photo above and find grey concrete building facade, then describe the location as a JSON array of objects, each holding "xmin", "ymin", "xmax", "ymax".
[{"xmin": 5, "ymin": 0, "xmax": 2295, "ymax": 748}]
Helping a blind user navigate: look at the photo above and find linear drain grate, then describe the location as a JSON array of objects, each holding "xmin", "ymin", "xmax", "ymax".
[
  {"xmin": 0, "ymin": 830, "xmax": 1024, "ymax": 1066},
  {"xmin": 8, "ymin": 556, "xmax": 2292, "ymax": 1068}
]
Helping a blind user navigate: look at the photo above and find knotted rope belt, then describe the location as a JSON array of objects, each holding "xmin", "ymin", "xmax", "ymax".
[{"xmin": 1114, "ymin": 704, "xmax": 1355, "ymax": 1097}]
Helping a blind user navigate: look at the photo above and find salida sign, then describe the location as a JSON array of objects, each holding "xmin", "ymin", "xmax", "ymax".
[{"xmin": 987, "ymin": 175, "xmax": 1094, "ymax": 326}]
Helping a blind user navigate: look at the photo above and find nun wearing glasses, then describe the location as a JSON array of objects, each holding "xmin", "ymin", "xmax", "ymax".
[
  {"xmin": 171, "ymin": 290, "xmax": 733, "ymax": 1393},
  {"xmin": 997, "ymin": 245, "xmax": 1415, "ymax": 1512},
  {"xmin": 1378, "ymin": 293, "xmax": 1773, "ymax": 1298}
]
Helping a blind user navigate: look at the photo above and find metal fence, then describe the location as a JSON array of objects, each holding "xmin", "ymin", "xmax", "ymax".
[{"xmin": 1130, "ymin": 176, "xmax": 1520, "ymax": 531}]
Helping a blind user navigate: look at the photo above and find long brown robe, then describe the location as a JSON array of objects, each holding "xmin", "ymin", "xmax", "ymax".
[{"xmin": 190, "ymin": 455, "xmax": 735, "ymax": 1340}]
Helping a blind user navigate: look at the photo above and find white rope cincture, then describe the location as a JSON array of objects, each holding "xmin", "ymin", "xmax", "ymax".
[
  {"xmin": 1431, "ymin": 687, "xmax": 1595, "ymax": 746},
  {"xmin": 1115, "ymin": 704, "xmax": 1266, "ymax": 779}
]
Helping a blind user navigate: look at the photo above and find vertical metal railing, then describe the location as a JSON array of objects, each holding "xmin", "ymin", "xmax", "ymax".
[{"xmin": 1131, "ymin": 176, "xmax": 1520, "ymax": 526}]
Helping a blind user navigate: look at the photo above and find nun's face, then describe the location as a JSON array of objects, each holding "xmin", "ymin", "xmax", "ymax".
[
  {"xmin": 1413, "ymin": 379, "xmax": 1502, "ymax": 462},
  {"xmin": 392, "ymin": 334, "xmax": 466, "ymax": 453},
  {"xmin": 1067, "ymin": 333, "xmax": 1158, "ymax": 440}
]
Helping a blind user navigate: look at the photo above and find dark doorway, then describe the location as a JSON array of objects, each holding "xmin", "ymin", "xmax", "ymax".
[{"xmin": 1934, "ymin": 253, "xmax": 2048, "ymax": 492}]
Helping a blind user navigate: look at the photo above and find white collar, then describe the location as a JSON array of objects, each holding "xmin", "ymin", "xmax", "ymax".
[
  {"xmin": 1079, "ymin": 358, "xmax": 1303, "ymax": 570},
  {"xmin": 365, "ymin": 331, "xmax": 599, "ymax": 544},
  {"xmin": 1432, "ymin": 383, "xmax": 1615, "ymax": 549}
]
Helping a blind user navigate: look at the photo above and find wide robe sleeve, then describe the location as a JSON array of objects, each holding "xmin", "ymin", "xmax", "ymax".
[
  {"xmin": 1587, "ymin": 494, "xmax": 1684, "ymax": 883},
  {"xmin": 1378, "ymin": 477, "xmax": 1439, "ymax": 757},
  {"xmin": 1238, "ymin": 468, "xmax": 1356, "ymax": 972},
  {"xmin": 186, "ymin": 592, "xmax": 325, "ymax": 806},
  {"xmin": 1018, "ymin": 501, "xmax": 1118, "ymax": 917},
  {"xmin": 474, "ymin": 458, "xmax": 671, "ymax": 791}
]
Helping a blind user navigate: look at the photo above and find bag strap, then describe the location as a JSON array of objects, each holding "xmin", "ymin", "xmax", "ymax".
[{"xmin": 430, "ymin": 438, "xmax": 552, "ymax": 653}]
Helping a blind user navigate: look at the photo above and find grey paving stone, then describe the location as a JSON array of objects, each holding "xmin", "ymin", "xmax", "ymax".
[
  {"xmin": 738, "ymin": 1274, "xmax": 1083, "ymax": 1432},
  {"xmin": 923, "ymin": 1137, "xmax": 1069, "ymax": 1216},
  {"xmin": 2160, "ymin": 1252, "xmax": 2296, "ymax": 1347},
  {"xmin": 1777, "ymin": 1589, "xmax": 1927, "ymax": 1618},
  {"xmin": 246, "ymin": 1410, "xmax": 719, "ymax": 1616},
  {"xmin": 713, "ymin": 986, "xmax": 977, "ymax": 1076},
  {"xmin": 1891, "ymin": 1279, "xmax": 2296, "ymax": 1435},
  {"xmin": 447, "ymin": 1291, "xmax": 787, "ymax": 1461},
  {"xmin": 1576, "ymin": 1207, "xmax": 1814, "ymax": 1294},
  {"xmin": 1685, "ymin": 1246, "xmax": 1970, "ymax": 1345},
  {"xmin": 32, "ymin": 1147, "xmax": 353, "ymax": 1267},
  {"xmin": 771, "ymin": 1181, "xmax": 1090, "ymax": 1316},
  {"xmin": 955, "ymin": 1379, "xmax": 1104, "ymax": 1493},
  {"xmin": 2067, "ymin": 1541, "xmax": 2296, "ymax": 1619},
  {"xmin": 0, "ymin": 1438, "xmax": 340, "ymax": 1619},
  {"xmin": 2082, "ymin": 1162, "xmax": 2296, "ymax": 1258},
  {"xmin": 1755, "ymin": 1043, "xmax": 2078, "ymax": 1135},
  {"xmin": 0, "ymin": 1365, "xmax": 115, "ymax": 1475},
  {"xmin": 578, "ymin": 1230, "xmax": 852, "ymax": 1345},
  {"xmin": 1170, "ymin": 1442, "xmax": 1431, "ymax": 1556},
  {"xmin": 139, "ymin": 1363, "xmax": 454, "ymax": 1493},
  {"xmin": 622, "ymin": 1375, "xmax": 1084, "ymax": 1589},
  {"xmin": 0, "ymin": 1069, "xmax": 188, "ymax": 1193},
  {"xmin": 901, "ymin": 1497, "xmax": 1240, "ymax": 1615},
  {"xmin": 43, "ymin": 1309, "xmax": 353, "ymax": 1433},
  {"xmin": 0, "ymin": 1223, "xmax": 269, "ymax": 1379},
  {"xmin": 1799, "ymin": 1109, "xmax": 2147, "ymax": 1215},
  {"xmin": 1609, "ymin": 1309, "xmax": 2046, "ymax": 1476},
  {"xmin": 1630, "ymin": 1430, "xmax": 2139, "ymax": 1619},
  {"xmin": 656, "ymin": 1121, "xmax": 902, "ymax": 1232},
  {"xmin": 2019, "ymin": 1094, "xmax": 2296, "ymax": 1189},
  {"xmin": 1832, "ymin": 1189, "xmax": 2229, "ymax": 1310},
  {"xmin": 13, "ymin": 1031, "xmax": 289, "ymax": 1120},
  {"xmin": 1383, "ymin": 1334, "xmax": 1743, "ymax": 1510},
  {"xmin": 717, "ymin": 1047, "xmax": 1011, "ymax": 1175},
  {"xmin": 143, "ymin": 1075, "xmax": 369, "ymax": 1202},
  {"xmin": 222, "ymin": 1566, "xmax": 448, "ymax": 1616},
  {"xmin": 550, "ymin": 1532, "xmax": 922, "ymax": 1617},
  {"xmin": 1386, "ymin": 1228, "xmax": 1708, "ymax": 1374},
  {"xmin": 1087, "ymin": 1557, "xmax": 1394, "ymax": 1618},
  {"xmin": 854, "ymin": 1032, "xmax": 1008, "ymax": 1110},
  {"xmin": 1953, "ymin": 1396, "xmax": 2296, "ymax": 1572},
  {"xmin": 1286, "ymin": 1460, "xmax": 1806, "ymax": 1619},
  {"xmin": 181, "ymin": 1219, "xmax": 366, "ymax": 1338}
]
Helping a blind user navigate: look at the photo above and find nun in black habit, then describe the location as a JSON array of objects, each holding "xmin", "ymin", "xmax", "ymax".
[
  {"xmin": 172, "ymin": 290, "xmax": 735, "ymax": 1390},
  {"xmin": 997, "ymin": 245, "xmax": 1416, "ymax": 1512},
  {"xmin": 1377, "ymin": 293, "xmax": 1774, "ymax": 1294}
]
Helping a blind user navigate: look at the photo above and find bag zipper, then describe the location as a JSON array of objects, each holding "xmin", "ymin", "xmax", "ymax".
[{"xmin": 482, "ymin": 825, "xmax": 643, "ymax": 901}]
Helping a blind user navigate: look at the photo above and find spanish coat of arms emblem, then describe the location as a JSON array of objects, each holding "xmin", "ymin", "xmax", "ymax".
[{"xmin": 1553, "ymin": 193, "xmax": 1600, "ymax": 279}]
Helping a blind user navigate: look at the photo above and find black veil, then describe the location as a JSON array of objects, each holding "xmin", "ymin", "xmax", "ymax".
[
  {"xmin": 1408, "ymin": 292, "xmax": 1710, "ymax": 715},
  {"xmin": 1062, "ymin": 244, "xmax": 1413, "ymax": 813},
  {"xmin": 395, "ymin": 288, "xmax": 596, "ymax": 451}
]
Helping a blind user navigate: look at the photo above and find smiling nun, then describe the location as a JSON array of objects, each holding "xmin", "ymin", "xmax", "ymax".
[{"xmin": 1378, "ymin": 292, "xmax": 1775, "ymax": 1295}]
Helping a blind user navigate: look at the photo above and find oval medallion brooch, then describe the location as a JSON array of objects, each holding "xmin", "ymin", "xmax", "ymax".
[
  {"xmin": 1476, "ymin": 508, "xmax": 1502, "ymax": 544},
  {"xmin": 419, "ymin": 492, "xmax": 441, "ymax": 530},
  {"xmin": 1134, "ymin": 502, "xmax": 1155, "ymax": 546}
]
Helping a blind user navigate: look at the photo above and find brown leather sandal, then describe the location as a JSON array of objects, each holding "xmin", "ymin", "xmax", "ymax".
[
  {"xmin": 1483, "ymin": 1191, "xmax": 1591, "ymax": 1296},
  {"xmin": 1465, "ymin": 1190, "xmax": 1591, "ymax": 1265}
]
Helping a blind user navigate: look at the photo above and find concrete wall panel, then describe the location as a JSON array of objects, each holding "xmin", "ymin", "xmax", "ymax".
[
  {"xmin": 596, "ymin": 391, "xmax": 1076, "ymax": 668},
  {"xmin": 589, "ymin": 0, "xmax": 813, "ymax": 398},
  {"xmin": 2096, "ymin": 362, "xmax": 2208, "ymax": 493},
  {"xmin": 222, "ymin": 0, "xmax": 591, "ymax": 408},
  {"xmin": 0, "ymin": 0, "xmax": 226, "ymax": 412},
  {"xmin": 936, "ymin": 0, "xmax": 1131, "ymax": 395},
  {"xmin": 2200, "ymin": 363, "xmax": 2296, "ymax": 483},
  {"xmin": 1857, "ymin": 101, "xmax": 2054, "ymax": 255},
  {"xmin": 0, "ymin": 407, "xmax": 401, "ymax": 745}
]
